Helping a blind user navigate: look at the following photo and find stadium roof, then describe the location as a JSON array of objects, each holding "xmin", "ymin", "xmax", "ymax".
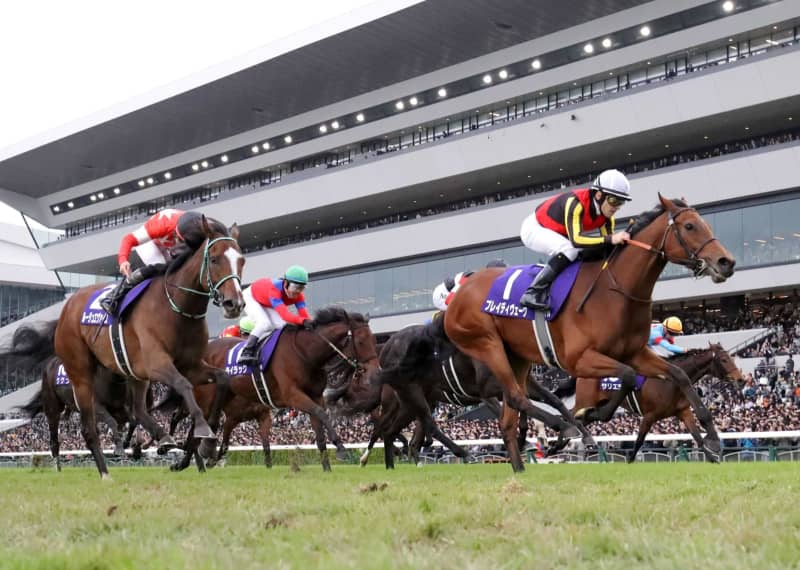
[{"xmin": 0, "ymin": 0, "xmax": 649, "ymax": 198}]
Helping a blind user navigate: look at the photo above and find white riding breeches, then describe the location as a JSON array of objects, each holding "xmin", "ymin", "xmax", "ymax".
[
  {"xmin": 132, "ymin": 240, "xmax": 168, "ymax": 266},
  {"xmin": 243, "ymin": 287, "xmax": 286, "ymax": 339},
  {"xmin": 519, "ymin": 212, "xmax": 580, "ymax": 262}
]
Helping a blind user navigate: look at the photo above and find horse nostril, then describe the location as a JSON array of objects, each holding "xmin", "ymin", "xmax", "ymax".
[
  {"xmin": 222, "ymin": 299, "xmax": 234, "ymax": 310},
  {"xmin": 719, "ymin": 257, "xmax": 735, "ymax": 271}
]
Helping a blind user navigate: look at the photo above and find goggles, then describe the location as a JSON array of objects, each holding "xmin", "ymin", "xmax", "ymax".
[{"xmin": 605, "ymin": 195, "xmax": 626, "ymax": 208}]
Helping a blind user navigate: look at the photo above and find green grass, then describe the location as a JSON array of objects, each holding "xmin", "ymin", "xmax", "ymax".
[{"xmin": 1, "ymin": 463, "xmax": 799, "ymax": 569}]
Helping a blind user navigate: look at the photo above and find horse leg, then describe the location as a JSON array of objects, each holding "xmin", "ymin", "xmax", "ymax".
[
  {"xmin": 407, "ymin": 423, "xmax": 424, "ymax": 464},
  {"xmin": 129, "ymin": 380, "xmax": 175, "ymax": 452},
  {"xmin": 185, "ymin": 362, "xmax": 232, "ymax": 445},
  {"xmin": 71, "ymin": 377, "xmax": 110, "ymax": 479},
  {"xmin": 309, "ymin": 414, "xmax": 332, "ymax": 472},
  {"xmin": 517, "ymin": 412, "xmax": 530, "ymax": 454},
  {"xmin": 498, "ymin": 402, "xmax": 523, "ymax": 471},
  {"xmin": 95, "ymin": 404, "xmax": 123, "ymax": 456},
  {"xmin": 629, "ymin": 414, "xmax": 657, "ymax": 463},
  {"xmin": 403, "ymin": 384, "xmax": 468, "ymax": 463},
  {"xmin": 149, "ymin": 360, "xmax": 215, "ymax": 440},
  {"xmin": 45, "ymin": 406, "xmax": 62, "ymax": 472},
  {"xmin": 679, "ymin": 406, "xmax": 719, "ymax": 463},
  {"xmin": 382, "ymin": 407, "xmax": 415, "ymax": 469},
  {"xmin": 527, "ymin": 378, "xmax": 596, "ymax": 448},
  {"xmin": 257, "ymin": 408, "xmax": 273, "ymax": 468},
  {"xmin": 287, "ymin": 390, "xmax": 350, "ymax": 462},
  {"xmin": 170, "ymin": 420, "xmax": 197, "ymax": 472},
  {"xmin": 359, "ymin": 424, "xmax": 382, "ymax": 467}
]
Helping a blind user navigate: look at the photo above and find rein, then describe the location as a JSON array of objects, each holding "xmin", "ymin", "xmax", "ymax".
[
  {"xmin": 163, "ymin": 236, "xmax": 241, "ymax": 319},
  {"xmin": 578, "ymin": 207, "xmax": 716, "ymax": 310}
]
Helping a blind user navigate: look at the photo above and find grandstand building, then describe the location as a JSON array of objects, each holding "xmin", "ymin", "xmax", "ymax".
[{"xmin": 1, "ymin": 0, "xmax": 799, "ymax": 340}]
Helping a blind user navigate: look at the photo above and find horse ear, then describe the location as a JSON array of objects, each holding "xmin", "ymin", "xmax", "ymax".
[
  {"xmin": 229, "ymin": 223, "xmax": 240, "ymax": 241},
  {"xmin": 364, "ymin": 312, "xmax": 370, "ymax": 323},
  {"xmin": 657, "ymin": 193, "xmax": 672, "ymax": 210},
  {"xmin": 201, "ymin": 214, "xmax": 213, "ymax": 238}
]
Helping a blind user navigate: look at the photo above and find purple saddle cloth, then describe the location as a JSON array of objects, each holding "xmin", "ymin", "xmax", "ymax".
[
  {"xmin": 224, "ymin": 329, "xmax": 283, "ymax": 376},
  {"xmin": 600, "ymin": 375, "xmax": 646, "ymax": 392},
  {"xmin": 79, "ymin": 279, "xmax": 153, "ymax": 326},
  {"xmin": 482, "ymin": 262, "xmax": 581, "ymax": 321}
]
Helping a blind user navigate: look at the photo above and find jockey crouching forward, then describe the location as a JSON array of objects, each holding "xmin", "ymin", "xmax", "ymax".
[
  {"xmin": 101, "ymin": 209, "xmax": 212, "ymax": 315},
  {"xmin": 238, "ymin": 265, "xmax": 313, "ymax": 367},
  {"xmin": 649, "ymin": 317, "xmax": 687, "ymax": 355},
  {"xmin": 519, "ymin": 169, "xmax": 633, "ymax": 311}
]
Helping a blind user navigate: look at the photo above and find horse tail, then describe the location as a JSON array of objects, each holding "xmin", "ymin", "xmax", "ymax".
[
  {"xmin": 4, "ymin": 321, "xmax": 58, "ymax": 370},
  {"xmin": 553, "ymin": 376, "xmax": 577, "ymax": 398},
  {"xmin": 17, "ymin": 387, "xmax": 44, "ymax": 419}
]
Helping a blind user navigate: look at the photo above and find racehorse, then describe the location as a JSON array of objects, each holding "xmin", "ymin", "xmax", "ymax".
[
  {"xmin": 570, "ymin": 343, "xmax": 742, "ymax": 461},
  {"xmin": 445, "ymin": 196, "xmax": 736, "ymax": 471},
  {"xmin": 18, "ymin": 356, "xmax": 139, "ymax": 470},
  {"xmin": 11, "ymin": 216, "xmax": 245, "ymax": 478},
  {"xmin": 362, "ymin": 322, "xmax": 595, "ymax": 468},
  {"xmin": 194, "ymin": 307, "xmax": 380, "ymax": 471}
]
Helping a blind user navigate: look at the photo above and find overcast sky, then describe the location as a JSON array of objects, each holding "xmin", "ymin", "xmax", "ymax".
[{"xmin": 0, "ymin": 0, "xmax": 416, "ymax": 225}]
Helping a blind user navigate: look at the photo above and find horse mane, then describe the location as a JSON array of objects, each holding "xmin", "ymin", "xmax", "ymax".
[
  {"xmin": 166, "ymin": 217, "xmax": 230, "ymax": 273},
  {"xmin": 671, "ymin": 347, "xmax": 708, "ymax": 361},
  {"xmin": 628, "ymin": 198, "xmax": 688, "ymax": 237},
  {"xmin": 313, "ymin": 306, "xmax": 350, "ymax": 325}
]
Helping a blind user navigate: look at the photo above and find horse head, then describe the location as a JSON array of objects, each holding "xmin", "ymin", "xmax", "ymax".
[
  {"xmin": 708, "ymin": 341, "xmax": 743, "ymax": 382},
  {"xmin": 655, "ymin": 194, "xmax": 736, "ymax": 283},
  {"xmin": 313, "ymin": 308, "xmax": 380, "ymax": 410},
  {"xmin": 198, "ymin": 216, "xmax": 245, "ymax": 319}
]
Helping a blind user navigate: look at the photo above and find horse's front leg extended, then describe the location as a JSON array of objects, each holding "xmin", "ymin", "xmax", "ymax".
[
  {"xmin": 129, "ymin": 380, "xmax": 174, "ymax": 452},
  {"xmin": 527, "ymin": 378, "xmax": 596, "ymax": 448},
  {"xmin": 287, "ymin": 389, "xmax": 349, "ymax": 462}
]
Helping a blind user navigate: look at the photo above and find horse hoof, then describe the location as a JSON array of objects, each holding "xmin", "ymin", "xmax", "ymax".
[
  {"xmin": 198, "ymin": 440, "xmax": 217, "ymax": 459},
  {"xmin": 100, "ymin": 473, "xmax": 113, "ymax": 482},
  {"xmin": 573, "ymin": 407, "xmax": 594, "ymax": 421},
  {"xmin": 335, "ymin": 449, "xmax": 350, "ymax": 462}
]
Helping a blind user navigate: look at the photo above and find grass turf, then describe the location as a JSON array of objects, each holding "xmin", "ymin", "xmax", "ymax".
[{"xmin": 0, "ymin": 462, "xmax": 799, "ymax": 569}]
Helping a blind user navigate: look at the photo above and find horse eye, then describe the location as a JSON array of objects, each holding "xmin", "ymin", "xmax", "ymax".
[
  {"xmin": 684, "ymin": 223, "xmax": 694, "ymax": 230},
  {"xmin": 210, "ymin": 256, "xmax": 219, "ymax": 264}
]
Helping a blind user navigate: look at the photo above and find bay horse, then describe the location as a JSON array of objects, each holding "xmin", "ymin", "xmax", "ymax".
[
  {"xmin": 17, "ymin": 356, "xmax": 138, "ymax": 470},
  {"xmin": 445, "ymin": 195, "xmax": 735, "ymax": 472},
  {"xmin": 361, "ymin": 322, "xmax": 595, "ymax": 468},
  {"xmin": 570, "ymin": 342, "xmax": 742, "ymax": 462},
  {"xmin": 40, "ymin": 216, "xmax": 243, "ymax": 479},
  {"xmin": 186, "ymin": 307, "xmax": 380, "ymax": 472}
]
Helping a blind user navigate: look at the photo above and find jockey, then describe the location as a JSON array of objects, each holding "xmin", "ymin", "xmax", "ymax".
[
  {"xmin": 431, "ymin": 259, "xmax": 507, "ymax": 312},
  {"xmin": 101, "ymin": 209, "xmax": 210, "ymax": 314},
  {"xmin": 649, "ymin": 317, "xmax": 687, "ymax": 355},
  {"xmin": 219, "ymin": 316, "xmax": 255, "ymax": 338},
  {"xmin": 238, "ymin": 265, "xmax": 312, "ymax": 366},
  {"xmin": 519, "ymin": 169, "xmax": 632, "ymax": 311}
]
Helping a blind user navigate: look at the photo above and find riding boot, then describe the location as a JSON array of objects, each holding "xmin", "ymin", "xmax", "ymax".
[
  {"xmin": 238, "ymin": 334, "xmax": 261, "ymax": 367},
  {"xmin": 519, "ymin": 253, "xmax": 572, "ymax": 311}
]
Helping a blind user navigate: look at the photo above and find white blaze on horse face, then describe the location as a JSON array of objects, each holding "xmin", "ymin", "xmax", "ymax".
[{"xmin": 223, "ymin": 247, "xmax": 244, "ymax": 294}]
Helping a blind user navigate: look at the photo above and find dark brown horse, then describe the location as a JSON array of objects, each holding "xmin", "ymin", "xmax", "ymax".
[
  {"xmin": 17, "ymin": 356, "xmax": 138, "ymax": 470},
  {"xmin": 571, "ymin": 342, "xmax": 742, "ymax": 461},
  {"xmin": 445, "ymin": 196, "xmax": 736, "ymax": 471},
  {"xmin": 49, "ymin": 216, "xmax": 244, "ymax": 478},
  {"xmin": 198, "ymin": 307, "xmax": 380, "ymax": 471},
  {"xmin": 361, "ymin": 322, "xmax": 595, "ymax": 468}
]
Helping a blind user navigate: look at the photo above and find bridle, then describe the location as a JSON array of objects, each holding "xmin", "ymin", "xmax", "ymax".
[
  {"xmin": 578, "ymin": 206, "xmax": 719, "ymax": 309},
  {"xmin": 164, "ymin": 236, "xmax": 242, "ymax": 319},
  {"xmin": 627, "ymin": 207, "xmax": 719, "ymax": 277},
  {"xmin": 293, "ymin": 316, "xmax": 377, "ymax": 383}
]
